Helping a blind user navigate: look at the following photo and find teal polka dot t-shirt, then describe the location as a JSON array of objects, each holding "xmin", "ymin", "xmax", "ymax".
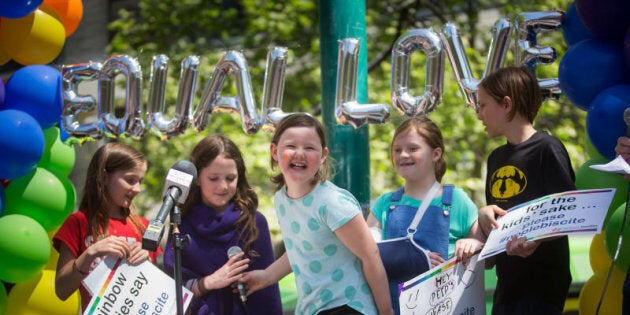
[{"xmin": 275, "ymin": 181, "xmax": 377, "ymax": 315}]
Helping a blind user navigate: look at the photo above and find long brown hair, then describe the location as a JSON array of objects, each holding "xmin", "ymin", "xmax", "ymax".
[
  {"xmin": 183, "ymin": 135, "xmax": 260, "ymax": 257},
  {"xmin": 270, "ymin": 113, "xmax": 330, "ymax": 191},
  {"xmin": 80, "ymin": 142, "xmax": 147, "ymax": 242},
  {"xmin": 391, "ymin": 115, "xmax": 446, "ymax": 182}
]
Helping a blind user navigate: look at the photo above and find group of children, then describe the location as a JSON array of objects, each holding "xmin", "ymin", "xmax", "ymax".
[{"xmin": 53, "ymin": 66, "xmax": 577, "ymax": 314}]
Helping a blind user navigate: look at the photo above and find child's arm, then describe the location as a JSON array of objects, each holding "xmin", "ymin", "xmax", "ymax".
[
  {"xmin": 55, "ymin": 236, "xmax": 130, "ymax": 300},
  {"xmin": 126, "ymin": 241, "xmax": 151, "ymax": 265},
  {"xmin": 452, "ymin": 220, "xmax": 486, "ymax": 261},
  {"xmin": 365, "ymin": 212, "xmax": 383, "ymax": 241},
  {"xmin": 478, "ymin": 205, "xmax": 507, "ymax": 237},
  {"xmin": 336, "ymin": 215, "xmax": 394, "ymax": 315},
  {"xmin": 241, "ymin": 252, "xmax": 291, "ymax": 296}
]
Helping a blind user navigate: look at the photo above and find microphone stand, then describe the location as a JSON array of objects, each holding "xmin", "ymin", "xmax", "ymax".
[{"xmin": 170, "ymin": 205, "xmax": 190, "ymax": 315}]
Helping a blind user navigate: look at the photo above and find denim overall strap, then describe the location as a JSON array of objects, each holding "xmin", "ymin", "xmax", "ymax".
[{"xmin": 412, "ymin": 184, "xmax": 452, "ymax": 259}]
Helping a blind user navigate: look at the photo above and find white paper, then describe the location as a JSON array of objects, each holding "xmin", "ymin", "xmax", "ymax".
[
  {"xmin": 589, "ymin": 155, "xmax": 630, "ymax": 175},
  {"xmin": 82, "ymin": 256, "xmax": 192, "ymax": 315},
  {"xmin": 479, "ymin": 188, "xmax": 615, "ymax": 260},
  {"xmin": 399, "ymin": 253, "xmax": 485, "ymax": 315}
]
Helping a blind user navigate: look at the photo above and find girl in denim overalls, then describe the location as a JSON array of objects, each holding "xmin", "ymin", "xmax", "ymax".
[{"xmin": 367, "ymin": 116, "xmax": 485, "ymax": 314}]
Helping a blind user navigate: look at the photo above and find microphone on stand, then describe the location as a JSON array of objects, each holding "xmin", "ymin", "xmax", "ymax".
[
  {"xmin": 142, "ymin": 160, "xmax": 197, "ymax": 251},
  {"xmin": 227, "ymin": 246, "xmax": 248, "ymax": 304}
]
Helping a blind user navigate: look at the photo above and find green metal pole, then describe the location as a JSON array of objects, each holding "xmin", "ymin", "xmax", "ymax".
[{"xmin": 319, "ymin": 0, "xmax": 371, "ymax": 213}]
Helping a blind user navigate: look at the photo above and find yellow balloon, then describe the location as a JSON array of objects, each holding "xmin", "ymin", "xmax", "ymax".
[
  {"xmin": 0, "ymin": 9, "xmax": 65, "ymax": 65},
  {"xmin": 0, "ymin": 21, "xmax": 10, "ymax": 65},
  {"xmin": 579, "ymin": 266, "xmax": 624, "ymax": 315},
  {"xmin": 45, "ymin": 229, "xmax": 59, "ymax": 270},
  {"xmin": 590, "ymin": 233, "xmax": 612, "ymax": 273},
  {"xmin": 6, "ymin": 270, "xmax": 80, "ymax": 315},
  {"xmin": 0, "ymin": 45, "xmax": 10, "ymax": 66},
  {"xmin": 44, "ymin": 248, "xmax": 59, "ymax": 271}
]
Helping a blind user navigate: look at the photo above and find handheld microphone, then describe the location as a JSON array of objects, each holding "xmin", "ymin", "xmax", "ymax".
[
  {"xmin": 227, "ymin": 246, "xmax": 248, "ymax": 304},
  {"xmin": 142, "ymin": 160, "xmax": 197, "ymax": 251}
]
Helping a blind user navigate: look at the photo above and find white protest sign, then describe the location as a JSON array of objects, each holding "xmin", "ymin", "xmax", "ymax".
[
  {"xmin": 82, "ymin": 257, "xmax": 192, "ymax": 315},
  {"xmin": 399, "ymin": 254, "xmax": 485, "ymax": 315},
  {"xmin": 479, "ymin": 188, "xmax": 615, "ymax": 260}
]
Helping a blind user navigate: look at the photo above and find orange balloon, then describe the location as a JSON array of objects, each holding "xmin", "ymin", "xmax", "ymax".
[
  {"xmin": 43, "ymin": 0, "xmax": 83, "ymax": 37},
  {"xmin": 0, "ymin": 9, "xmax": 65, "ymax": 65}
]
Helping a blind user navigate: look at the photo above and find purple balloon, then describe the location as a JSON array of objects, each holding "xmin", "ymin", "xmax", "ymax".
[
  {"xmin": 4, "ymin": 65, "xmax": 62, "ymax": 129},
  {"xmin": 0, "ymin": 109, "xmax": 45, "ymax": 179},
  {"xmin": 575, "ymin": 0, "xmax": 630, "ymax": 40},
  {"xmin": 0, "ymin": 79, "xmax": 4, "ymax": 106},
  {"xmin": 586, "ymin": 84, "xmax": 630, "ymax": 160},
  {"xmin": 562, "ymin": 3, "xmax": 595, "ymax": 46},
  {"xmin": 558, "ymin": 39, "xmax": 630, "ymax": 110}
]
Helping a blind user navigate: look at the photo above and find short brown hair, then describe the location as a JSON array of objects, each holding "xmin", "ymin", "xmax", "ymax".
[{"xmin": 479, "ymin": 66, "xmax": 542, "ymax": 123}]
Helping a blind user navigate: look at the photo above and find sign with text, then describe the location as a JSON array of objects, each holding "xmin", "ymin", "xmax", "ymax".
[
  {"xmin": 479, "ymin": 188, "xmax": 615, "ymax": 260},
  {"xmin": 82, "ymin": 257, "xmax": 192, "ymax": 315},
  {"xmin": 399, "ymin": 254, "xmax": 485, "ymax": 315}
]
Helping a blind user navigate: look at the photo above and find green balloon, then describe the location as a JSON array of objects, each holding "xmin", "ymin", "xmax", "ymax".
[
  {"xmin": 584, "ymin": 135, "xmax": 604, "ymax": 160},
  {"xmin": 0, "ymin": 214, "xmax": 50, "ymax": 283},
  {"xmin": 576, "ymin": 157, "xmax": 629, "ymax": 225},
  {"xmin": 4, "ymin": 167, "xmax": 76, "ymax": 231},
  {"xmin": 0, "ymin": 283, "xmax": 6, "ymax": 315},
  {"xmin": 605, "ymin": 203, "xmax": 630, "ymax": 271},
  {"xmin": 38, "ymin": 127, "xmax": 76, "ymax": 177}
]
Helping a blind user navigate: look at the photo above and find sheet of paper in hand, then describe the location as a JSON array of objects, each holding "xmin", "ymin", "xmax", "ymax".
[
  {"xmin": 399, "ymin": 253, "xmax": 485, "ymax": 315},
  {"xmin": 82, "ymin": 256, "xmax": 192, "ymax": 315},
  {"xmin": 590, "ymin": 155, "xmax": 630, "ymax": 175},
  {"xmin": 479, "ymin": 188, "xmax": 616, "ymax": 260}
]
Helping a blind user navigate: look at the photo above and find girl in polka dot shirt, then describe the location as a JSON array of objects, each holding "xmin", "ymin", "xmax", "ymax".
[{"xmin": 242, "ymin": 113, "xmax": 393, "ymax": 315}]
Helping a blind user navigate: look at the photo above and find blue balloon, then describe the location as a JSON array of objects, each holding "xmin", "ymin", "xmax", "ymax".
[
  {"xmin": 576, "ymin": 0, "xmax": 630, "ymax": 40},
  {"xmin": 562, "ymin": 3, "xmax": 596, "ymax": 46},
  {"xmin": 0, "ymin": 0, "xmax": 42, "ymax": 18},
  {"xmin": 0, "ymin": 110, "xmax": 44, "ymax": 179},
  {"xmin": 586, "ymin": 84, "xmax": 630, "ymax": 160},
  {"xmin": 4, "ymin": 65, "xmax": 62, "ymax": 129},
  {"xmin": 559, "ymin": 39, "xmax": 630, "ymax": 111}
]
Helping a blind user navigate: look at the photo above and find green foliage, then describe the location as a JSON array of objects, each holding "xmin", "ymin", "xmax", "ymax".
[{"xmin": 107, "ymin": 0, "xmax": 585, "ymax": 239}]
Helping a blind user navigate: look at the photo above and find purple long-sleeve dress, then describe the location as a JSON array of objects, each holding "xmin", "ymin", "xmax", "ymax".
[{"xmin": 164, "ymin": 202, "xmax": 282, "ymax": 315}]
